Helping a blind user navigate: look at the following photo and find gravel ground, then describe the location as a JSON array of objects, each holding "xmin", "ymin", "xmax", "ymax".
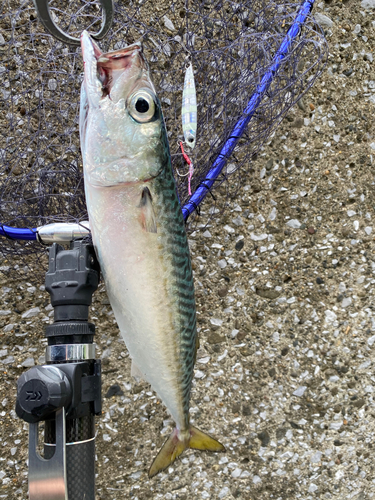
[{"xmin": 1, "ymin": 1, "xmax": 375, "ymax": 499}]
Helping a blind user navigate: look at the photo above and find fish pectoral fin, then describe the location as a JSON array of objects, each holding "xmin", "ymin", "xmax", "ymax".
[
  {"xmin": 148, "ymin": 426, "xmax": 225, "ymax": 478},
  {"xmin": 138, "ymin": 186, "xmax": 157, "ymax": 233},
  {"xmin": 131, "ymin": 360, "xmax": 146, "ymax": 382}
]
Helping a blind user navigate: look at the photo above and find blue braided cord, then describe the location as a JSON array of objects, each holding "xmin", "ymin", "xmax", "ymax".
[
  {"xmin": 0, "ymin": 225, "xmax": 37, "ymax": 240},
  {"xmin": 182, "ymin": 0, "xmax": 316, "ymax": 221}
]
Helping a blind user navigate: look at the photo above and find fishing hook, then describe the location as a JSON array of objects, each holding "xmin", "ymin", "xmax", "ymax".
[{"xmin": 32, "ymin": 0, "xmax": 114, "ymax": 46}]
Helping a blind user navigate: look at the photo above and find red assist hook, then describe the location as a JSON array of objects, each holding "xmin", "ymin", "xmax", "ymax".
[{"xmin": 179, "ymin": 142, "xmax": 194, "ymax": 196}]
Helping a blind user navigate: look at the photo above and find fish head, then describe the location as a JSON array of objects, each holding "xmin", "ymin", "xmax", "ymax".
[{"xmin": 80, "ymin": 31, "xmax": 169, "ymax": 187}]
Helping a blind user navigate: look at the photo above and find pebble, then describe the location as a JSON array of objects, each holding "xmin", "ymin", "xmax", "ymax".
[
  {"xmin": 293, "ymin": 386, "xmax": 307, "ymax": 397},
  {"xmin": 207, "ymin": 333, "xmax": 225, "ymax": 344},
  {"xmin": 268, "ymin": 207, "xmax": 277, "ymax": 221},
  {"xmin": 286, "ymin": 219, "xmax": 301, "ymax": 229},
  {"xmin": 314, "ymin": 13, "xmax": 334, "ymax": 29},
  {"xmin": 325, "ymin": 310, "xmax": 337, "ymax": 323},
  {"xmin": 234, "ymin": 240, "xmax": 244, "ymax": 251},
  {"xmin": 21, "ymin": 307, "xmax": 40, "ymax": 318},
  {"xmin": 47, "ymin": 78, "xmax": 57, "ymax": 91},
  {"xmin": 258, "ymin": 430, "xmax": 270, "ymax": 446},
  {"xmin": 310, "ymin": 451, "xmax": 322, "ymax": 463},
  {"xmin": 218, "ymin": 286, "xmax": 229, "ymax": 297},
  {"xmin": 162, "ymin": 15, "xmax": 176, "ymax": 31},
  {"xmin": 210, "ymin": 318, "xmax": 223, "ymax": 327},
  {"xmin": 361, "ymin": 0, "xmax": 375, "ymax": 7},
  {"xmin": 105, "ymin": 385, "xmax": 124, "ymax": 398},
  {"xmin": 341, "ymin": 297, "xmax": 352, "ymax": 308},
  {"xmin": 21, "ymin": 357, "xmax": 35, "ymax": 367}
]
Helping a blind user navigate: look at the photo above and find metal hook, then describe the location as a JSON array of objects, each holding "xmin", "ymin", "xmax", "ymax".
[{"xmin": 32, "ymin": 0, "xmax": 114, "ymax": 46}]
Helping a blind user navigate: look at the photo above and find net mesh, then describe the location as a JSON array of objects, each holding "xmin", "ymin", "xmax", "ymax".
[{"xmin": 0, "ymin": 0, "xmax": 327, "ymax": 258}]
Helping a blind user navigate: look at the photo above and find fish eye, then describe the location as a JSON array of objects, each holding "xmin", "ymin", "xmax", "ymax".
[{"xmin": 128, "ymin": 90, "xmax": 156, "ymax": 123}]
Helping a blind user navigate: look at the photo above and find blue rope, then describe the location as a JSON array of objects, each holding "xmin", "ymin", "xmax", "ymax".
[
  {"xmin": 0, "ymin": 0, "xmax": 315, "ymax": 240},
  {"xmin": 0, "ymin": 225, "xmax": 37, "ymax": 240},
  {"xmin": 181, "ymin": 0, "xmax": 316, "ymax": 221}
]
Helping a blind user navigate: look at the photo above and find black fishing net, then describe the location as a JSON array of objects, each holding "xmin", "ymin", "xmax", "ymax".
[{"xmin": 0, "ymin": 0, "xmax": 327, "ymax": 258}]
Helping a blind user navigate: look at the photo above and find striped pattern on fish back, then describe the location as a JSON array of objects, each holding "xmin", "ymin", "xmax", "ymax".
[{"xmin": 152, "ymin": 135, "xmax": 197, "ymax": 428}]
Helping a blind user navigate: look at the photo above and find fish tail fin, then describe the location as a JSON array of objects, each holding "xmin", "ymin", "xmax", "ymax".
[
  {"xmin": 149, "ymin": 425, "xmax": 225, "ymax": 478},
  {"xmin": 189, "ymin": 425, "xmax": 225, "ymax": 452}
]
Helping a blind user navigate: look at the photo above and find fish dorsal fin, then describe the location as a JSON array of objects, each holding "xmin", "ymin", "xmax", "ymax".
[{"xmin": 138, "ymin": 187, "xmax": 157, "ymax": 233}]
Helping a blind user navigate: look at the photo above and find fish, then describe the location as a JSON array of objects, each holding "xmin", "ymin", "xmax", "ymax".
[{"xmin": 79, "ymin": 31, "xmax": 225, "ymax": 477}]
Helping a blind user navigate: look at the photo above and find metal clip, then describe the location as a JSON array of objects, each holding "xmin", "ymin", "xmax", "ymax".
[
  {"xmin": 32, "ymin": 0, "xmax": 114, "ymax": 46},
  {"xmin": 29, "ymin": 408, "xmax": 67, "ymax": 500}
]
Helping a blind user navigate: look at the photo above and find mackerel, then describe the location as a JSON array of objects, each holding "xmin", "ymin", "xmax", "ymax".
[{"xmin": 79, "ymin": 31, "xmax": 224, "ymax": 476}]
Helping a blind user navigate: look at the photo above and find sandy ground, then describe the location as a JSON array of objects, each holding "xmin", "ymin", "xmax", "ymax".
[{"xmin": 1, "ymin": 1, "xmax": 375, "ymax": 499}]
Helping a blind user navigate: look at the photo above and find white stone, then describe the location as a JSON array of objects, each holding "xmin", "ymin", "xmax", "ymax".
[
  {"xmin": 47, "ymin": 78, "xmax": 57, "ymax": 91},
  {"xmin": 347, "ymin": 210, "xmax": 356, "ymax": 217},
  {"xmin": 0, "ymin": 310, "xmax": 11, "ymax": 316},
  {"xmin": 232, "ymin": 216, "xmax": 244, "ymax": 226},
  {"xmin": 21, "ymin": 357, "xmax": 35, "ymax": 368},
  {"xmin": 341, "ymin": 297, "xmax": 352, "ymax": 308},
  {"xmin": 309, "ymin": 483, "xmax": 318, "ymax": 493},
  {"xmin": 310, "ymin": 451, "xmax": 322, "ymax": 463},
  {"xmin": 361, "ymin": 0, "xmax": 375, "ymax": 8},
  {"xmin": 250, "ymin": 233, "xmax": 268, "ymax": 241},
  {"xmin": 203, "ymin": 230, "xmax": 212, "ymax": 238},
  {"xmin": 365, "ymin": 226, "xmax": 372, "ymax": 235},
  {"xmin": 218, "ymin": 486, "xmax": 230, "ymax": 499},
  {"xmin": 163, "ymin": 15, "xmax": 176, "ymax": 31},
  {"xmin": 293, "ymin": 386, "xmax": 307, "ymax": 397},
  {"xmin": 333, "ymin": 134, "xmax": 340, "ymax": 143},
  {"xmin": 329, "ymin": 421, "xmax": 343, "ymax": 430},
  {"xmin": 218, "ymin": 259, "xmax": 227, "ymax": 269},
  {"xmin": 325, "ymin": 310, "xmax": 337, "ymax": 322},
  {"xmin": 210, "ymin": 318, "xmax": 223, "ymax": 326},
  {"xmin": 231, "ymin": 468, "xmax": 242, "ymax": 478},
  {"xmin": 3, "ymin": 324, "xmax": 14, "ymax": 332},
  {"xmin": 286, "ymin": 219, "xmax": 301, "ymax": 229},
  {"xmin": 224, "ymin": 225, "xmax": 235, "ymax": 234},
  {"xmin": 22, "ymin": 307, "xmax": 40, "ymax": 319},
  {"xmin": 268, "ymin": 207, "xmax": 277, "ymax": 221},
  {"xmin": 314, "ymin": 13, "xmax": 333, "ymax": 28},
  {"xmin": 367, "ymin": 335, "xmax": 375, "ymax": 346},
  {"xmin": 253, "ymin": 475, "xmax": 262, "ymax": 484}
]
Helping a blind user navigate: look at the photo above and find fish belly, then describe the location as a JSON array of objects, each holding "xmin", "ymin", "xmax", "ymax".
[{"xmin": 85, "ymin": 177, "xmax": 196, "ymax": 429}]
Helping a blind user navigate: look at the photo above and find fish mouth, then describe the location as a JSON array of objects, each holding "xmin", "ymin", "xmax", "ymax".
[
  {"xmin": 97, "ymin": 43, "xmax": 146, "ymax": 97},
  {"xmin": 81, "ymin": 31, "xmax": 147, "ymax": 98}
]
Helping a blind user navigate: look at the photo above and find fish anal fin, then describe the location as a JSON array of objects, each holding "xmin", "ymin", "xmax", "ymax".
[
  {"xmin": 149, "ymin": 426, "xmax": 225, "ymax": 478},
  {"xmin": 138, "ymin": 186, "xmax": 157, "ymax": 233}
]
